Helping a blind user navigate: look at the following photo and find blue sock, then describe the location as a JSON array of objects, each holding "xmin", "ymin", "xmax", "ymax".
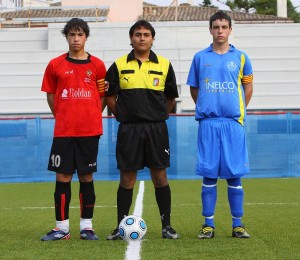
[
  {"xmin": 204, "ymin": 216, "xmax": 215, "ymax": 228},
  {"xmin": 227, "ymin": 178, "xmax": 244, "ymax": 228},
  {"xmin": 202, "ymin": 177, "xmax": 217, "ymax": 228}
]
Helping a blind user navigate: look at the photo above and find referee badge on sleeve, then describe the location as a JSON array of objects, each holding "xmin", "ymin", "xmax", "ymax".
[{"xmin": 153, "ymin": 78, "xmax": 159, "ymax": 86}]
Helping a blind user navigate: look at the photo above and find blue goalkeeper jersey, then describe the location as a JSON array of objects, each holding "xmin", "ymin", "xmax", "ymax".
[{"xmin": 186, "ymin": 44, "xmax": 253, "ymax": 125}]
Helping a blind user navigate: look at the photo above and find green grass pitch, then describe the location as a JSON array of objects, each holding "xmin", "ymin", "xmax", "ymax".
[{"xmin": 0, "ymin": 178, "xmax": 299, "ymax": 259}]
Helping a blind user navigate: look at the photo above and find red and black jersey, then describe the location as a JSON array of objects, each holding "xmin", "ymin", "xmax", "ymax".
[{"xmin": 41, "ymin": 53, "xmax": 106, "ymax": 137}]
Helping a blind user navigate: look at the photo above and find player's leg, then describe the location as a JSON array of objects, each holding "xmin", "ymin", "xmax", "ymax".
[
  {"xmin": 227, "ymin": 177, "xmax": 243, "ymax": 227},
  {"xmin": 55, "ymin": 174, "xmax": 73, "ymax": 228},
  {"xmin": 220, "ymin": 120, "xmax": 250, "ymax": 238},
  {"xmin": 76, "ymin": 173, "xmax": 98, "ymax": 240},
  {"xmin": 41, "ymin": 174, "xmax": 73, "ymax": 241},
  {"xmin": 41, "ymin": 137, "xmax": 75, "ymax": 241},
  {"xmin": 106, "ymin": 170, "xmax": 137, "ymax": 240},
  {"xmin": 227, "ymin": 178, "xmax": 250, "ymax": 238},
  {"xmin": 146, "ymin": 121, "xmax": 178, "ymax": 239},
  {"xmin": 107, "ymin": 123, "xmax": 141, "ymax": 240},
  {"xmin": 118, "ymin": 170, "xmax": 137, "ymax": 223},
  {"xmin": 198, "ymin": 177, "xmax": 217, "ymax": 239},
  {"xmin": 150, "ymin": 168, "xmax": 178, "ymax": 239},
  {"xmin": 150, "ymin": 168, "xmax": 170, "ymax": 228},
  {"xmin": 202, "ymin": 178, "xmax": 218, "ymax": 229},
  {"xmin": 76, "ymin": 136, "xmax": 100, "ymax": 240},
  {"xmin": 195, "ymin": 119, "xmax": 220, "ymax": 239}
]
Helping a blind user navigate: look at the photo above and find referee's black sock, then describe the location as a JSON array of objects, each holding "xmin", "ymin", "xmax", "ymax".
[
  {"xmin": 155, "ymin": 184, "xmax": 171, "ymax": 228},
  {"xmin": 117, "ymin": 185, "xmax": 133, "ymax": 226},
  {"xmin": 54, "ymin": 181, "xmax": 71, "ymax": 221}
]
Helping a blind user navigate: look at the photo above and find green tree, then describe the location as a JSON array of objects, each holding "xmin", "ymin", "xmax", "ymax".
[
  {"xmin": 287, "ymin": 0, "xmax": 300, "ymax": 22},
  {"xmin": 225, "ymin": 0, "xmax": 254, "ymax": 12},
  {"xmin": 200, "ymin": 0, "xmax": 218, "ymax": 8},
  {"xmin": 225, "ymin": 0, "xmax": 300, "ymax": 22}
]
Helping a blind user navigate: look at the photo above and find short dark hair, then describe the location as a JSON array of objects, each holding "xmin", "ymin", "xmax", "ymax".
[
  {"xmin": 209, "ymin": 11, "xmax": 232, "ymax": 28},
  {"xmin": 129, "ymin": 20, "xmax": 155, "ymax": 38},
  {"xmin": 61, "ymin": 18, "xmax": 90, "ymax": 38}
]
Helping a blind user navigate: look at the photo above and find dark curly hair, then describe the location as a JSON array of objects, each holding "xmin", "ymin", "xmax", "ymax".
[
  {"xmin": 61, "ymin": 18, "xmax": 90, "ymax": 38},
  {"xmin": 129, "ymin": 20, "xmax": 155, "ymax": 38},
  {"xmin": 209, "ymin": 11, "xmax": 232, "ymax": 28}
]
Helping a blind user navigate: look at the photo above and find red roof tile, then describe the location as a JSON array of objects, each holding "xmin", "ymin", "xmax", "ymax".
[
  {"xmin": 142, "ymin": 6, "xmax": 293, "ymax": 23},
  {"xmin": 0, "ymin": 3, "xmax": 292, "ymax": 28}
]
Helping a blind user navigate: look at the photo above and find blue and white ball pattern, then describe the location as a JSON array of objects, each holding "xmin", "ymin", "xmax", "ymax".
[{"xmin": 119, "ymin": 215, "xmax": 147, "ymax": 241}]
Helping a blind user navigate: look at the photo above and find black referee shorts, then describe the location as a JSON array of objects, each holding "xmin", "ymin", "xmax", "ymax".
[
  {"xmin": 116, "ymin": 121, "xmax": 170, "ymax": 171},
  {"xmin": 47, "ymin": 136, "xmax": 100, "ymax": 174}
]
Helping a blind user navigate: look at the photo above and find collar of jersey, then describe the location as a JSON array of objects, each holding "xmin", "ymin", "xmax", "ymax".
[
  {"xmin": 66, "ymin": 52, "xmax": 91, "ymax": 64},
  {"xmin": 127, "ymin": 49, "xmax": 159, "ymax": 63},
  {"xmin": 206, "ymin": 44, "xmax": 235, "ymax": 53}
]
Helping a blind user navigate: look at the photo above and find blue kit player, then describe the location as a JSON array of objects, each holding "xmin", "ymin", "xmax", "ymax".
[{"xmin": 187, "ymin": 11, "xmax": 253, "ymax": 239}]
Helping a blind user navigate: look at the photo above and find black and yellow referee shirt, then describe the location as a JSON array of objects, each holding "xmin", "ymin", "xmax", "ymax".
[{"xmin": 105, "ymin": 50, "xmax": 178, "ymax": 123}]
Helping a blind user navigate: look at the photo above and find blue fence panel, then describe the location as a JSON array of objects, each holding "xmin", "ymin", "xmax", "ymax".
[
  {"xmin": 246, "ymin": 113, "xmax": 300, "ymax": 178},
  {"xmin": 0, "ymin": 113, "xmax": 299, "ymax": 183}
]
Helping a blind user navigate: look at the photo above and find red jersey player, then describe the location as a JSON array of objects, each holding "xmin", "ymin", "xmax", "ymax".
[{"xmin": 41, "ymin": 18, "xmax": 106, "ymax": 241}]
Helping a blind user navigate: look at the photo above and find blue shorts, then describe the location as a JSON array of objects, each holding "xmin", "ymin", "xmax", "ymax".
[{"xmin": 196, "ymin": 118, "xmax": 249, "ymax": 179}]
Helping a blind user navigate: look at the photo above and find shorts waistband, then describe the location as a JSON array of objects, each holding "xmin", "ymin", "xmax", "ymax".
[
  {"xmin": 200, "ymin": 117, "xmax": 237, "ymax": 122},
  {"xmin": 120, "ymin": 120, "xmax": 164, "ymax": 125}
]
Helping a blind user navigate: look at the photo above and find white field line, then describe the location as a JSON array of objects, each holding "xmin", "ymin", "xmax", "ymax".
[
  {"xmin": 1, "ymin": 201, "xmax": 298, "ymax": 211},
  {"xmin": 172, "ymin": 202, "xmax": 299, "ymax": 206},
  {"xmin": 2, "ymin": 205, "xmax": 117, "ymax": 210},
  {"xmin": 125, "ymin": 181, "xmax": 145, "ymax": 260}
]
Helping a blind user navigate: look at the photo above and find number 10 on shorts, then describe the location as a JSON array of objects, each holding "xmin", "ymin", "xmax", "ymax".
[{"xmin": 51, "ymin": 154, "xmax": 61, "ymax": 167}]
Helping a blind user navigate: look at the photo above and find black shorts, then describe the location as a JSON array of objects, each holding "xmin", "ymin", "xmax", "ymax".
[
  {"xmin": 116, "ymin": 121, "xmax": 170, "ymax": 171},
  {"xmin": 47, "ymin": 136, "xmax": 100, "ymax": 174}
]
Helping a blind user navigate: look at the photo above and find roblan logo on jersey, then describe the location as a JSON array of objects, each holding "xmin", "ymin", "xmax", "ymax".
[
  {"xmin": 227, "ymin": 61, "xmax": 237, "ymax": 71},
  {"xmin": 61, "ymin": 88, "xmax": 91, "ymax": 99}
]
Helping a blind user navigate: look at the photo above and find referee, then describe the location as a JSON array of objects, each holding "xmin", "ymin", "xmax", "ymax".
[{"xmin": 105, "ymin": 20, "xmax": 179, "ymax": 240}]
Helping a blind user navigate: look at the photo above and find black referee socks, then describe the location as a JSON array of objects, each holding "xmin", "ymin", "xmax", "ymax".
[
  {"xmin": 155, "ymin": 184, "xmax": 171, "ymax": 228},
  {"xmin": 117, "ymin": 185, "xmax": 133, "ymax": 225}
]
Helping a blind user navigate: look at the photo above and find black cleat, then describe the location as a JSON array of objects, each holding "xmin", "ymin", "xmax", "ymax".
[
  {"xmin": 162, "ymin": 225, "xmax": 179, "ymax": 239},
  {"xmin": 106, "ymin": 228, "xmax": 121, "ymax": 240}
]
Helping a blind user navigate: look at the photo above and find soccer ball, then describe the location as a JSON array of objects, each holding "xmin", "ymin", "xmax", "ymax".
[{"xmin": 118, "ymin": 215, "xmax": 147, "ymax": 241}]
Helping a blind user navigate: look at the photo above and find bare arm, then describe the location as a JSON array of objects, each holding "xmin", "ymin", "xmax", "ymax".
[
  {"xmin": 190, "ymin": 87, "xmax": 199, "ymax": 104},
  {"xmin": 46, "ymin": 93, "xmax": 55, "ymax": 116},
  {"xmin": 244, "ymin": 82, "xmax": 253, "ymax": 107},
  {"xmin": 101, "ymin": 96, "xmax": 106, "ymax": 112},
  {"xmin": 166, "ymin": 98, "xmax": 176, "ymax": 113},
  {"xmin": 106, "ymin": 94, "xmax": 117, "ymax": 116}
]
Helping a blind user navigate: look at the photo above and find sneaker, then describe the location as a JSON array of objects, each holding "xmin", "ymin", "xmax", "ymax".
[
  {"xmin": 232, "ymin": 225, "xmax": 250, "ymax": 238},
  {"xmin": 80, "ymin": 229, "xmax": 99, "ymax": 240},
  {"xmin": 41, "ymin": 228, "xmax": 70, "ymax": 241},
  {"xmin": 198, "ymin": 224, "xmax": 214, "ymax": 239},
  {"xmin": 106, "ymin": 228, "xmax": 121, "ymax": 240},
  {"xmin": 162, "ymin": 225, "xmax": 179, "ymax": 239}
]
